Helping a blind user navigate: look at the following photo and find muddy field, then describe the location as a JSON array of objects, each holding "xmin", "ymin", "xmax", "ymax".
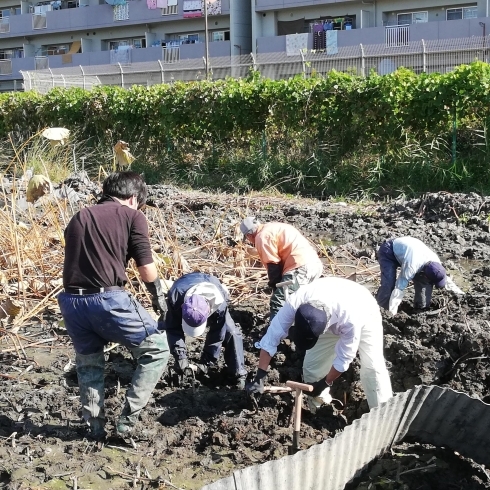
[{"xmin": 1, "ymin": 187, "xmax": 490, "ymax": 489}]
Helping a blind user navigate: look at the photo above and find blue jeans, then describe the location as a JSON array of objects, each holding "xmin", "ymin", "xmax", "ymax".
[
  {"xmin": 58, "ymin": 290, "xmax": 169, "ymax": 433},
  {"xmin": 58, "ymin": 290, "xmax": 159, "ymax": 354}
]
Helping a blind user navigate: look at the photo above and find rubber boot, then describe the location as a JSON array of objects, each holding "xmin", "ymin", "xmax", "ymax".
[
  {"xmin": 75, "ymin": 351, "xmax": 106, "ymax": 440},
  {"xmin": 116, "ymin": 332, "xmax": 169, "ymax": 435}
]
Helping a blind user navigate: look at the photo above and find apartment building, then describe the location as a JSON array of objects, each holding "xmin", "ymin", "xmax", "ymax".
[
  {"xmin": 0, "ymin": 0, "xmax": 251, "ymax": 90},
  {"xmin": 0, "ymin": 0, "xmax": 488, "ymax": 90},
  {"xmin": 253, "ymin": 0, "xmax": 489, "ymax": 54}
]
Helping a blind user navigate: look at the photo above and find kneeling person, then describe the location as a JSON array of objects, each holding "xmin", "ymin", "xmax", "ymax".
[
  {"xmin": 246, "ymin": 277, "xmax": 393, "ymax": 411},
  {"xmin": 163, "ymin": 272, "xmax": 247, "ymax": 388}
]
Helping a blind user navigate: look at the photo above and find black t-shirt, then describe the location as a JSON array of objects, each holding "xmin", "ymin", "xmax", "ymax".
[{"xmin": 63, "ymin": 198, "xmax": 153, "ymax": 289}]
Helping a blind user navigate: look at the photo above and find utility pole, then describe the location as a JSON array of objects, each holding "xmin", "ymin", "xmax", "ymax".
[{"xmin": 204, "ymin": 0, "xmax": 209, "ymax": 79}]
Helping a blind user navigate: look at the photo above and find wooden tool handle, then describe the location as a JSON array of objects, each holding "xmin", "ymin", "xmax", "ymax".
[
  {"xmin": 264, "ymin": 386, "xmax": 293, "ymax": 393},
  {"xmin": 286, "ymin": 380, "xmax": 313, "ymax": 392}
]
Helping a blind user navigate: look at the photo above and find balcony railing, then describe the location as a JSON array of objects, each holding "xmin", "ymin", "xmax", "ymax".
[
  {"xmin": 0, "ymin": 59, "xmax": 12, "ymax": 74},
  {"xmin": 162, "ymin": 46, "xmax": 180, "ymax": 63},
  {"xmin": 110, "ymin": 47, "xmax": 131, "ymax": 65},
  {"xmin": 0, "ymin": 18, "xmax": 10, "ymax": 33},
  {"xmin": 113, "ymin": 3, "xmax": 129, "ymax": 21},
  {"xmin": 32, "ymin": 13, "xmax": 47, "ymax": 29},
  {"xmin": 385, "ymin": 25, "xmax": 409, "ymax": 47},
  {"xmin": 161, "ymin": 4, "xmax": 177, "ymax": 15},
  {"xmin": 35, "ymin": 56, "xmax": 48, "ymax": 70}
]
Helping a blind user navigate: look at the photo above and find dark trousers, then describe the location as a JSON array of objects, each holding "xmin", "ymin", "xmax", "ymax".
[{"xmin": 162, "ymin": 273, "xmax": 246, "ymax": 377}]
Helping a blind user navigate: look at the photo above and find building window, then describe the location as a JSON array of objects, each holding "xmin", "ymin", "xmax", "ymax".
[
  {"xmin": 0, "ymin": 47, "xmax": 22, "ymax": 59},
  {"xmin": 108, "ymin": 38, "xmax": 146, "ymax": 50},
  {"xmin": 397, "ymin": 11, "xmax": 428, "ymax": 25},
  {"xmin": 179, "ymin": 33, "xmax": 199, "ymax": 44},
  {"xmin": 212, "ymin": 30, "xmax": 229, "ymax": 42},
  {"xmin": 308, "ymin": 16, "xmax": 356, "ymax": 32},
  {"xmin": 446, "ymin": 6, "xmax": 477, "ymax": 20},
  {"xmin": 44, "ymin": 44, "xmax": 69, "ymax": 55}
]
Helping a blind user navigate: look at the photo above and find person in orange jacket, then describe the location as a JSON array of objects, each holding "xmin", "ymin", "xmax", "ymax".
[{"xmin": 240, "ymin": 217, "xmax": 323, "ymax": 320}]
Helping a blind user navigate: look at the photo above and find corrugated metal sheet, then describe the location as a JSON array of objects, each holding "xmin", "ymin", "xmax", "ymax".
[{"xmin": 202, "ymin": 386, "xmax": 490, "ymax": 490}]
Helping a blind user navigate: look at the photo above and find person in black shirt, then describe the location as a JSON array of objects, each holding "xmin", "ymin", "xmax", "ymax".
[{"xmin": 58, "ymin": 172, "xmax": 169, "ymax": 440}]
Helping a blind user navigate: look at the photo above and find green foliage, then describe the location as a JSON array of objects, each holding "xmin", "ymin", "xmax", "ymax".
[{"xmin": 1, "ymin": 62, "xmax": 490, "ymax": 196}]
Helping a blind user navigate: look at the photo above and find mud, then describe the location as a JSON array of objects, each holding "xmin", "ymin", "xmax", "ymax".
[{"xmin": 1, "ymin": 188, "xmax": 489, "ymax": 489}]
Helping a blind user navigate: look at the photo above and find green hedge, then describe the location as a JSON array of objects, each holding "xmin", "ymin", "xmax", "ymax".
[{"xmin": 2, "ymin": 63, "xmax": 490, "ymax": 196}]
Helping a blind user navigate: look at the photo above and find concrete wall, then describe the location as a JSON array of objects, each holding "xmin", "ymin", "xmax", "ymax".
[{"xmin": 230, "ymin": 0, "xmax": 251, "ymax": 55}]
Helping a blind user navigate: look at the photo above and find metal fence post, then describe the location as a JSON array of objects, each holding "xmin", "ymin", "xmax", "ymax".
[
  {"xmin": 118, "ymin": 62, "xmax": 124, "ymax": 88},
  {"xmin": 49, "ymin": 67, "xmax": 54, "ymax": 88},
  {"xmin": 80, "ymin": 65, "xmax": 86, "ymax": 90},
  {"xmin": 360, "ymin": 44, "xmax": 365, "ymax": 76},
  {"xmin": 251, "ymin": 52, "xmax": 257, "ymax": 72},
  {"xmin": 299, "ymin": 49, "xmax": 306, "ymax": 78},
  {"xmin": 422, "ymin": 39, "xmax": 427, "ymax": 73},
  {"xmin": 158, "ymin": 59, "xmax": 164, "ymax": 84}
]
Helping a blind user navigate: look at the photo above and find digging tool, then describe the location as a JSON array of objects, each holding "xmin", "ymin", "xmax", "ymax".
[
  {"xmin": 247, "ymin": 385, "xmax": 293, "ymax": 413},
  {"xmin": 286, "ymin": 380, "xmax": 313, "ymax": 455}
]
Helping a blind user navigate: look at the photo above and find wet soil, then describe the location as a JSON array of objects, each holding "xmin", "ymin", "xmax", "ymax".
[
  {"xmin": 1, "ymin": 188, "xmax": 489, "ymax": 489},
  {"xmin": 349, "ymin": 441, "xmax": 490, "ymax": 490}
]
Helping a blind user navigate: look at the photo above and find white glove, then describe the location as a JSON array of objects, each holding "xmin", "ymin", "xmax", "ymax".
[
  {"xmin": 306, "ymin": 387, "xmax": 332, "ymax": 414},
  {"xmin": 445, "ymin": 276, "xmax": 464, "ymax": 295},
  {"xmin": 389, "ymin": 288, "xmax": 405, "ymax": 315}
]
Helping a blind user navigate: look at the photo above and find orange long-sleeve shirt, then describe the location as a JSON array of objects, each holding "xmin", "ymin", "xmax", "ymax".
[{"xmin": 254, "ymin": 222, "xmax": 320, "ymax": 274}]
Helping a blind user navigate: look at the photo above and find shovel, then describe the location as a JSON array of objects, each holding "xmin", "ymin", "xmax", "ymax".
[{"xmin": 286, "ymin": 380, "xmax": 313, "ymax": 455}]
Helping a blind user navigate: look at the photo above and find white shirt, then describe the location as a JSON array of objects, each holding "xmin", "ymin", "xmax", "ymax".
[
  {"xmin": 256, "ymin": 277, "xmax": 380, "ymax": 372},
  {"xmin": 393, "ymin": 237, "xmax": 441, "ymax": 291}
]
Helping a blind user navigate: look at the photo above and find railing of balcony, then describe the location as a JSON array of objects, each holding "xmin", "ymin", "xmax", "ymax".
[
  {"xmin": 0, "ymin": 18, "xmax": 10, "ymax": 33},
  {"xmin": 0, "ymin": 59, "xmax": 12, "ymax": 74},
  {"xmin": 385, "ymin": 25, "xmax": 410, "ymax": 47},
  {"xmin": 162, "ymin": 46, "xmax": 180, "ymax": 63},
  {"xmin": 32, "ymin": 13, "xmax": 47, "ymax": 29},
  {"xmin": 35, "ymin": 56, "xmax": 48, "ymax": 70}
]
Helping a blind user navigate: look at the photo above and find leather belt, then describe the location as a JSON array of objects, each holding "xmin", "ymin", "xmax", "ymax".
[{"xmin": 64, "ymin": 286, "xmax": 125, "ymax": 295}]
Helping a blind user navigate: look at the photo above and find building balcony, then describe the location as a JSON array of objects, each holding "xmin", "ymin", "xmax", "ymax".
[
  {"xmin": 0, "ymin": 0, "xmax": 230, "ymax": 37},
  {"xmin": 257, "ymin": 16, "xmax": 489, "ymax": 54},
  {"xmin": 0, "ymin": 40, "xmax": 232, "ymax": 80}
]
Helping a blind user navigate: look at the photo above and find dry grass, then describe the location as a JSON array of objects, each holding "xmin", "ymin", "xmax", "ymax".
[{"xmin": 0, "ymin": 180, "xmax": 379, "ymax": 357}]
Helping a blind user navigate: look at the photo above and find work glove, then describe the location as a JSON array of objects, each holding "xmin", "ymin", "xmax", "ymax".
[
  {"xmin": 309, "ymin": 378, "xmax": 331, "ymax": 397},
  {"xmin": 445, "ymin": 277, "xmax": 465, "ymax": 295},
  {"xmin": 144, "ymin": 278, "xmax": 168, "ymax": 315},
  {"xmin": 266, "ymin": 263, "xmax": 283, "ymax": 289},
  {"xmin": 245, "ymin": 368, "xmax": 267, "ymax": 395},
  {"xmin": 174, "ymin": 357, "xmax": 189, "ymax": 374},
  {"xmin": 388, "ymin": 288, "xmax": 405, "ymax": 315}
]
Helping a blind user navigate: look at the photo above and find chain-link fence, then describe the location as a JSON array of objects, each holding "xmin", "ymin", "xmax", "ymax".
[{"xmin": 21, "ymin": 35, "xmax": 490, "ymax": 92}]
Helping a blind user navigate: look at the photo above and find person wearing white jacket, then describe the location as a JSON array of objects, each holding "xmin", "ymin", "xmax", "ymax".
[
  {"xmin": 375, "ymin": 237, "xmax": 448, "ymax": 315},
  {"xmin": 245, "ymin": 277, "xmax": 393, "ymax": 411}
]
